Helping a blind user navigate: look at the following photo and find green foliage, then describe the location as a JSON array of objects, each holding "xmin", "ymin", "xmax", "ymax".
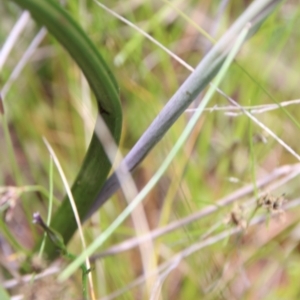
[
  {"xmin": 2, "ymin": 0, "xmax": 300, "ymax": 299},
  {"xmin": 10, "ymin": 0, "xmax": 123, "ymax": 259}
]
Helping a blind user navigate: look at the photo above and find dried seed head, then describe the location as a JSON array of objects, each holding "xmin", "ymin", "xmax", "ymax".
[
  {"xmin": 225, "ymin": 204, "xmax": 247, "ymax": 229},
  {"xmin": 257, "ymin": 193, "xmax": 287, "ymax": 221},
  {"xmin": 0, "ymin": 186, "xmax": 21, "ymax": 221}
]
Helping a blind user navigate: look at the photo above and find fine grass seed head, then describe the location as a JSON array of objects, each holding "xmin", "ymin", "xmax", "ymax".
[
  {"xmin": 0, "ymin": 186, "xmax": 20, "ymax": 221},
  {"xmin": 258, "ymin": 193, "xmax": 287, "ymax": 221},
  {"xmin": 225, "ymin": 204, "xmax": 247, "ymax": 229}
]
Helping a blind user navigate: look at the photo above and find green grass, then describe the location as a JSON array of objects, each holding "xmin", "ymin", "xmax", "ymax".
[{"xmin": 2, "ymin": 0, "xmax": 300, "ymax": 299}]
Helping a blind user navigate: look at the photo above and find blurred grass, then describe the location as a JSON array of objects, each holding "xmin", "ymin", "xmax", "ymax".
[{"xmin": 2, "ymin": 0, "xmax": 300, "ymax": 299}]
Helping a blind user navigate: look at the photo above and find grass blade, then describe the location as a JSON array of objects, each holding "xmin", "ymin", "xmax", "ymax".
[
  {"xmin": 11, "ymin": 0, "xmax": 123, "ymax": 259},
  {"xmin": 59, "ymin": 21, "xmax": 250, "ymax": 282},
  {"xmin": 86, "ymin": 0, "xmax": 284, "ymax": 218}
]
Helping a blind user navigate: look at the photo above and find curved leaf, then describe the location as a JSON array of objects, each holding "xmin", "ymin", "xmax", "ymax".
[{"xmin": 11, "ymin": 0, "xmax": 122, "ymax": 259}]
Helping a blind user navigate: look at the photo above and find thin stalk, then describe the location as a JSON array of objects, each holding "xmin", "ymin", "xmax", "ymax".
[{"xmin": 59, "ymin": 22, "xmax": 251, "ymax": 281}]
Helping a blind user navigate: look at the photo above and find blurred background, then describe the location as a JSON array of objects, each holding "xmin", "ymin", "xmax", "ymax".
[{"xmin": 1, "ymin": 0, "xmax": 300, "ymax": 299}]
